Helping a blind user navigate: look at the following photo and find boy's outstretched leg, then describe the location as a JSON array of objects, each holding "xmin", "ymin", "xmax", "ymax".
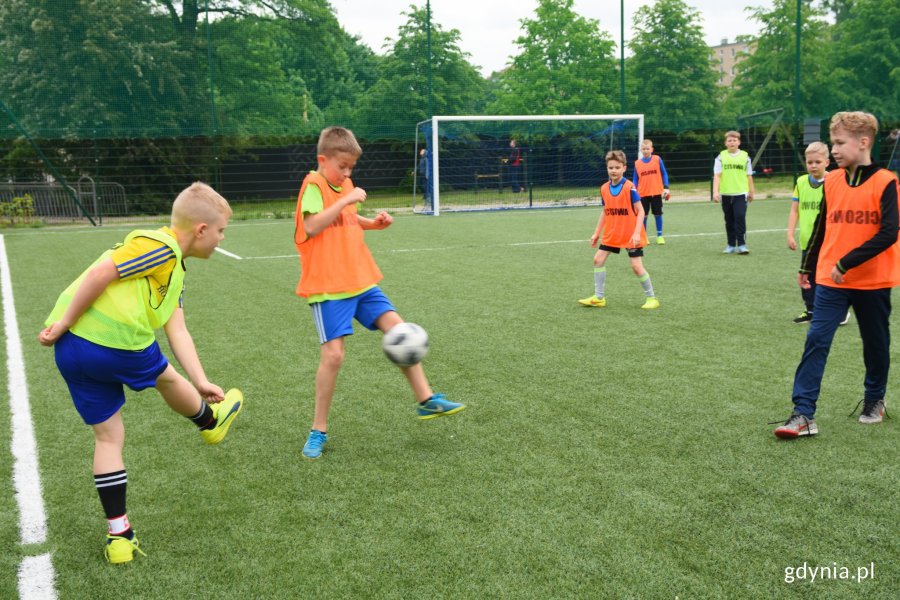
[
  {"xmin": 92, "ymin": 412, "xmax": 145, "ymax": 564},
  {"xmin": 376, "ymin": 311, "xmax": 465, "ymax": 420}
]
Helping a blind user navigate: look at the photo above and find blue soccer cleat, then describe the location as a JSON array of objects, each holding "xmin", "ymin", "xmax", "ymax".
[
  {"xmin": 302, "ymin": 429, "xmax": 328, "ymax": 459},
  {"xmin": 417, "ymin": 393, "xmax": 466, "ymax": 420}
]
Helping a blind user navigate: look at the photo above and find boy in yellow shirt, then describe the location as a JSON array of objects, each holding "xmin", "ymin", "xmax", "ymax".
[
  {"xmin": 39, "ymin": 182, "xmax": 243, "ymax": 563},
  {"xmin": 294, "ymin": 126, "xmax": 464, "ymax": 460}
]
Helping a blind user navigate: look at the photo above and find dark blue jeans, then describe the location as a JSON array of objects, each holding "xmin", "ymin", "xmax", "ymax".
[
  {"xmin": 721, "ymin": 194, "xmax": 747, "ymax": 246},
  {"xmin": 791, "ymin": 284, "xmax": 892, "ymax": 417}
]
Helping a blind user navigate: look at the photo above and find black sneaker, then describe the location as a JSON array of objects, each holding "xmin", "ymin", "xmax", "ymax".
[
  {"xmin": 858, "ymin": 399, "xmax": 886, "ymax": 424},
  {"xmin": 793, "ymin": 311, "xmax": 812, "ymax": 324}
]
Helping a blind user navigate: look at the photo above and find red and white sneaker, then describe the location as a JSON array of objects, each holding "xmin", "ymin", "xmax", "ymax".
[{"xmin": 773, "ymin": 413, "xmax": 818, "ymax": 439}]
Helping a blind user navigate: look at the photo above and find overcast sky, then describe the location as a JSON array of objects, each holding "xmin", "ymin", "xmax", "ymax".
[{"xmin": 332, "ymin": 0, "xmax": 773, "ymax": 75}]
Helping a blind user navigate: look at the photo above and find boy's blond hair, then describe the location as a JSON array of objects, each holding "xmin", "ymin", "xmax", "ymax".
[
  {"xmin": 606, "ymin": 150, "xmax": 627, "ymax": 165},
  {"xmin": 317, "ymin": 126, "xmax": 363, "ymax": 158},
  {"xmin": 171, "ymin": 182, "xmax": 231, "ymax": 230},
  {"xmin": 829, "ymin": 111, "xmax": 878, "ymax": 141},
  {"xmin": 805, "ymin": 141, "xmax": 829, "ymax": 158},
  {"xmin": 641, "ymin": 139, "xmax": 653, "ymax": 146},
  {"xmin": 725, "ymin": 130, "xmax": 741, "ymax": 140}
]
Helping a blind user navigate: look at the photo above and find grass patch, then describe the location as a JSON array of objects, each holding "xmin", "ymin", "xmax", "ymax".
[{"xmin": 2, "ymin": 198, "xmax": 897, "ymax": 598}]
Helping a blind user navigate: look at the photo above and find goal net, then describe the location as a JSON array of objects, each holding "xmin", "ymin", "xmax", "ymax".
[{"xmin": 413, "ymin": 115, "xmax": 644, "ymax": 215}]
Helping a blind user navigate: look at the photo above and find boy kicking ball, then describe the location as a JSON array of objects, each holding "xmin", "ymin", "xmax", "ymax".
[
  {"xmin": 39, "ymin": 182, "xmax": 243, "ymax": 563},
  {"xmin": 294, "ymin": 126, "xmax": 464, "ymax": 460}
]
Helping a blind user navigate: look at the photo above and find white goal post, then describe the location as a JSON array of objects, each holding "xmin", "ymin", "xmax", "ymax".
[{"xmin": 417, "ymin": 114, "xmax": 644, "ymax": 215}]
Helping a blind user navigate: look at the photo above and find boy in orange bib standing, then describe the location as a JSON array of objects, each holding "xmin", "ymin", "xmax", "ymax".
[
  {"xmin": 633, "ymin": 139, "xmax": 670, "ymax": 244},
  {"xmin": 294, "ymin": 127, "xmax": 464, "ymax": 459},
  {"xmin": 579, "ymin": 150, "xmax": 660, "ymax": 310},
  {"xmin": 775, "ymin": 111, "xmax": 900, "ymax": 438}
]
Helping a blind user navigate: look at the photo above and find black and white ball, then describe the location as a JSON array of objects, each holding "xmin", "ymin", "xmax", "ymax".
[{"xmin": 382, "ymin": 322, "xmax": 429, "ymax": 367}]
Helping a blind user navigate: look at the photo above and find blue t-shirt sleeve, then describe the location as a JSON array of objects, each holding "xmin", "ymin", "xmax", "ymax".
[
  {"xmin": 630, "ymin": 189, "xmax": 641, "ymax": 203},
  {"xmin": 658, "ymin": 157, "xmax": 670, "ymax": 187}
]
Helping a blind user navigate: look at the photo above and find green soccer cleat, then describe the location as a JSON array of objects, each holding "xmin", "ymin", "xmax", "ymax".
[
  {"xmin": 656, "ymin": 236, "xmax": 666, "ymax": 245},
  {"xmin": 578, "ymin": 295, "xmax": 606, "ymax": 307},
  {"xmin": 793, "ymin": 311, "xmax": 812, "ymax": 324},
  {"xmin": 105, "ymin": 533, "xmax": 146, "ymax": 564},
  {"xmin": 641, "ymin": 297, "xmax": 660, "ymax": 310},
  {"xmin": 200, "ymin": 388, "xmax": 243, "ymax": 445}
]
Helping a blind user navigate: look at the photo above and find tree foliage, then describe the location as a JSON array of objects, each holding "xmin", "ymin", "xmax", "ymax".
[
  {"xmin": 827, "ymin": 0, "xmax": 900, "ymax": 117},
  {"xmin": 487, "ymin": 0, "xmax": 617, "ymax": 115},
  {"xmin": 726, "ymin": 0, "xmax": 835, "ymax": 120},
  {"xmin": 353, "ymin": 6, "xmax": 484, "ymax": 139},
  {"xmin": 1, "ymin": 0, "xmax": 898, "ymax": 149},
  {"xmin": 628, "ymin": 0, "xmax": 720, "ymax": 131},
  {"xmin": 0, "ymin": 0, "xmax": 196, "ymax": 136}
]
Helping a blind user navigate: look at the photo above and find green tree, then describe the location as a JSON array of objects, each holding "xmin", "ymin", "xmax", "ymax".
[
  {"xmin": 0, "ymin": 0, "xmax": 195, "ymax": 137},
  {"xmin": 487, "ymin": 0, "xmax": 617, "ymax": 115},
  {"xmin": 827, "ymin": 0, "xmax": 900, "ymax": 117},
  {"xmin": 627, "ymin": 0, "xmax": 720, "ymax": 131},
  {"xmin": 726, "ymin": 0, "xmax": 834, "ymax": 121},
  {"xmin": 354, "ymin": 6, "xmax": 484, "ymax": 139},
  {"xmin": 143, "ymin": 0, "xmax": 335, "ymax": 47},
  {"xmin": 209, "ymin": 17, "xmax": 320, "ymax": 136}
]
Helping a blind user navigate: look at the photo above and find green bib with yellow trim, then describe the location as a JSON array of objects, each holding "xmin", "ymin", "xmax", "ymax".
[
  {"xmin": 46, "ymin": 229, "xmax": 185, "ymax": 350},
  {"xmin": 719, "ymin": 150, "xmax": 750, "ymax": 194}
]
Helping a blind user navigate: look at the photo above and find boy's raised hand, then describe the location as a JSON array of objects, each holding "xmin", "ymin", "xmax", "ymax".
[
  {"xmin": 345, "ymin": 187, "xmax": 367, "ymax": 205},
  {"xmin": 372, "ymin": 211, "xmax": 393, "ymax": 229}
]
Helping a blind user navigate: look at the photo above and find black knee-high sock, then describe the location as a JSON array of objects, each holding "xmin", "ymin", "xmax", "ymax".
[{"xmin": 95, "ymin": 470, "xmax": 131, "ymax": 537}]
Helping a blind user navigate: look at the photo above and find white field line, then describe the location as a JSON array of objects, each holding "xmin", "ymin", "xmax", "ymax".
[
  {"xmin": 214, "ymin": 247, "xmax": 243, "ymax": 260},
  {"xmin": 17, "ymin": 554, "xmax": 56, "ymax": 600},
  {"xmin": 1, "ymin": 235, "xmax": 58, "ymax": 599},
  {"xmin": 234, "ymin": 228, "xmax": 788, "ymax": 260}
]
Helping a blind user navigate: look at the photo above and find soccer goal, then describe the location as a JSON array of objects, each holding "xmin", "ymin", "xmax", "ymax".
[{"xmin": 413, "ymin": 115, "xmax": 644, "ymax": 215}]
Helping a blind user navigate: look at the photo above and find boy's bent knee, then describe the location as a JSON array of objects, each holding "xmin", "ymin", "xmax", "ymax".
[{"xmin": 319, "ymin": 342, "xmax": 345, "ymax": 368}]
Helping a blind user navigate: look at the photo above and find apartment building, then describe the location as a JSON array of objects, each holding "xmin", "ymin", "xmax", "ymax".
[{"xmin": 709, "ymin": 38, "xmax": 755, "ymax": 87}]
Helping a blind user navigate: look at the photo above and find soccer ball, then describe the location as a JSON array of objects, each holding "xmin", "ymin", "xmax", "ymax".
[{"xmin": 382, "ymin": 322, "xmax": 429, "ymax": 367}]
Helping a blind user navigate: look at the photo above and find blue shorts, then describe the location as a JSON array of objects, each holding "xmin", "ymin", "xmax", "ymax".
[
  {"xmin": 310, "ymin": 287, "xmax": 396, "ymax": 344},
  {"xmin": 54, "ymin": 332, "xmax": 169, "ymax": 425}
]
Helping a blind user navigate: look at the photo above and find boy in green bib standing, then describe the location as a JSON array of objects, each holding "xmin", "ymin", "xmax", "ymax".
[{"xmin": 712, "ymin": 130, "xmax": 755, "ymax": 254}]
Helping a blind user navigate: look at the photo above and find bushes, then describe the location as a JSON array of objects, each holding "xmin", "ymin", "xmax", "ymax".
[{"xmin": 0, "ymin": 192, "xmax": 38, "ymax": 225}]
